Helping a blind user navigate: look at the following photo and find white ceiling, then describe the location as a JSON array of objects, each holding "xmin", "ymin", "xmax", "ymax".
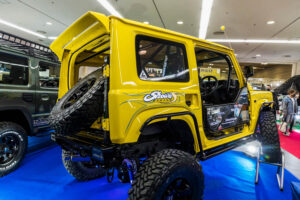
[{"xmin": 0, "ymin": 0, "xmax": 300, "ymax": 63}]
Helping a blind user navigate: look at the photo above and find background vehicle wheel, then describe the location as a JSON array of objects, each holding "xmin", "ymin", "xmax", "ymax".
[
  {"xmin": 50, "ymin": 68, "xmax": 105, "ymax": 136},
  {"xmin": 258, "ymin": 110, "xmax": 281, "ymax": 163},
  {"xmin": 62, "ymin": 149, "xmax": 106, "ymax": 181},
  {"xmin": 128, "ymin": 149, "xmax": 204, "ymax": 200},
  {"xmin": 0, "ymin": 122, "xmax": 27, "ymax": 177}
]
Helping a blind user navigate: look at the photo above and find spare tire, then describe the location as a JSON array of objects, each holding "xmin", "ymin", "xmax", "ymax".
[
  {"xmin": 50, "ymin": 68, "xmax": 105, "ymax": 136},
  {"xmin": 62, "ymin": 150, "xmax": 106, "ymax": 181}
]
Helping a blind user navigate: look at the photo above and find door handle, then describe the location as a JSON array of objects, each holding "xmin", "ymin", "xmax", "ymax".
[
  {"xmin": 186, "ymin": 100, "xmax": 192, "ymax": 107},
  {"xmin": 185, "ymin": 94, "xmax": 199, "ymax": 107},
  {"xmin": 22, "ymin": 93, "xmax": 33, "ymax": 102},
  {"xmin": 41, "ymin": 94, "xmax": 49, "ymax": 101}
]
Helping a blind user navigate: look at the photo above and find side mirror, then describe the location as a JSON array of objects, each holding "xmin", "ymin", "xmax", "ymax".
[{"xmin": 245, "ymin": 66, "xmax": 254, "ymax": 78}]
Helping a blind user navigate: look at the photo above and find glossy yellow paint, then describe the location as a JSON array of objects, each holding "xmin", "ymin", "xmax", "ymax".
[{"xmin": 50, "ymin": 12, "xmax": 273, "ymax": 153}]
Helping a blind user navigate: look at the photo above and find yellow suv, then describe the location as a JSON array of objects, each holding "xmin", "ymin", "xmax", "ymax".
[{"xmin": 49, "ymin": 12, "xmax": 281, "ymax": 200}]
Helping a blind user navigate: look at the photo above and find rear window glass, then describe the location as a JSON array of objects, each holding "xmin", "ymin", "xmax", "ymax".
[
  {"xmin": 136, "ymin": 36, "xmax": 189, "ymax": 82},
  {"xmin": 0, "ymin": 52, "xmax": 28, "ymax": 85}
]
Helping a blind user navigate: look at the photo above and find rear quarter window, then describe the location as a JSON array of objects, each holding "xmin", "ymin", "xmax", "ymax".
[
  {"xmin": 136, "ymin": 35, "xmax": 189, "ymax": 82},
  {"xmin": 0, "ymin": 52, "xmax": 28, "ymax": 85}
]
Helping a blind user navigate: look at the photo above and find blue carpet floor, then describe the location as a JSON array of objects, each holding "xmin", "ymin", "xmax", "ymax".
[
  {"xmin": 28, "ymin": 134, "xmax": 53, "ymax": 151},
  {"xmin": 0, "ymin": 145, "xmax": 298, "ymax": 200}
]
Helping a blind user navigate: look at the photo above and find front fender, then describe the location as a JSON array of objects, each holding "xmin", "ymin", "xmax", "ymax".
[{"xmin": 249, "ymin": 90, "xmax": 274, "ymax": 133}]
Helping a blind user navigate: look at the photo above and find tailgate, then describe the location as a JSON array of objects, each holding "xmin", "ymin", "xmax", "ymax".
[{"xmin": 50, "ymin": 11, "xmax": 110, "ymax": 61}]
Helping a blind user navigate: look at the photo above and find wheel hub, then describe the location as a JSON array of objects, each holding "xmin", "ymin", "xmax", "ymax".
[
  {"xmin": 163, "ymin": 178, "xmax": 192, "ymax": 200},
  {"xmin": 4, "ymin": 147, "xmax": 9, "ymax": 153},
  {"xmin": 0, "ymin": 133, "xmax": 19, "ymax": 164}
]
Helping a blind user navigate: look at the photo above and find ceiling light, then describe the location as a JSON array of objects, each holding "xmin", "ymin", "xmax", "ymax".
[
  {"xmin": 177, "ymin": 21, "xmax": 184, "ymax": 25},
  {"xmin": 97, "ymin": 0, "xmax": 123, "ymax": 18},
  {"xmin": 199, "ymin": 0, "xmax": 214, "ymax": 39},
  {"xmin": 256, "ymin": 54, "xmax": 261, "ymax": 57},
  {"xmin": 0, "ymin": 18, "xmax": 46, "ymax": 38},
  {"xmin": 143, "ymin": 21, "xmax": 149, "ymax": 24},
  {"xmin": 48, "ymin": 36, "xmax": 57, "ymax": 40},
  {"xmin": 267, "ymin": 20, "xmax": 275, "ymax": 25},
  {"xmin": 261, "ymin": 62, "xmax": 268, "ymax": 65},
  {"xmin": 207, "ymin": 39, "xmax": 300, "ymax": 44},
  {"xmin": 46, "ymin": 22, "xmax": 52, "ymax": 25}
]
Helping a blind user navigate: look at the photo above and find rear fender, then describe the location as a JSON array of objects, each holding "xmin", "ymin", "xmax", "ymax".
[{"xmin": 113, "ymin": 106, "xmax": 201, "ymax": 153}]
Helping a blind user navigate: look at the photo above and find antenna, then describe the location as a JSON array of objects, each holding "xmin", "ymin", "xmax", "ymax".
[{"xmin": 220, "ymin": 25, "xmax": 232, "ymax": 49}]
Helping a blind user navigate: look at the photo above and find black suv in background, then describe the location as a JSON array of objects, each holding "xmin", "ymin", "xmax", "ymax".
[{"xmin": 0, "ymin": 31, "xmax": 60, "ymax": 176}]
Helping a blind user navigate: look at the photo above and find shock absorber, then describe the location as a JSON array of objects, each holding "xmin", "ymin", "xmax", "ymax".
[{"xmin": 117, "ymin": 159, "xmax": 138, "ymax": 184}]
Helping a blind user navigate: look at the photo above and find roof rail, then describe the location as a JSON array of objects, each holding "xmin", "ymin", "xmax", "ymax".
[{"xmin": 0, "ymin": 31, "xmax": 58, "ymax": 62}]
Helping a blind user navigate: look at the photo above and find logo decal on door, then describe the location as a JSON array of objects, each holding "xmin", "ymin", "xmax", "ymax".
[{"xmin": 144, "ymin": 91, "xmax": 175, "ymax": 103}]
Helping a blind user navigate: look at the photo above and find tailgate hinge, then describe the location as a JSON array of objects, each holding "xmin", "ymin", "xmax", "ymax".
[
  {"xmin": 102, "ymin": 118, "xmax": 110, "ymax": 131},
  {"xmin": 103, "ymin": 65, "xmax": 109, "ymax": 77}
]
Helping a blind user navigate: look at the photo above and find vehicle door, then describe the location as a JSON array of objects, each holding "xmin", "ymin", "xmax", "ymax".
[
  {"xmin": 194, "ymin": 47, "xmax": 250, "ymax": 141},
  {"xmin": 0, "ymin": 51, "xmax": 36, "ymax": 115},
  {"xmin": 35, "ymin": 60, "xmax": 60, "ymax": 127}
]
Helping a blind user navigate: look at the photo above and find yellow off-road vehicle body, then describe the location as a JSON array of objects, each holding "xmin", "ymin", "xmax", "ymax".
[{"xmin": 50, "ymin": 11, "xmax": 273, "ymax": 155}]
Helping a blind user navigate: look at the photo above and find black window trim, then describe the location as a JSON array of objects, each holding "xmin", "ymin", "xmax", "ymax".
[
  {"xmin": 135, "ymin": 35, "xmax": 190, "ymax": 83},
  {"xmin": 0, "ymin": 60, "xmax": 28, "ymax": 68}
]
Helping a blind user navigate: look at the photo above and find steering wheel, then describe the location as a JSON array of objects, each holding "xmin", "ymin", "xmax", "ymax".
[{"xmin": 200, "ymin": 76, "xmax": 219, "ymax": 97}]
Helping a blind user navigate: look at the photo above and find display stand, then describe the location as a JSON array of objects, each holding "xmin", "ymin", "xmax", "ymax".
[{"xmin": 255, "ymin": 147, "xmax": 285, "ymax": 191}]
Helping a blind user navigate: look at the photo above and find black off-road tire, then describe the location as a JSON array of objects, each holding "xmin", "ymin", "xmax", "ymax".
[
  {"xmin": 0, "ymin": 122, "xmax": 27, "ymax": 177},
  {"xmin": 258, "ymin": 111, "xmax": 281, "ymax": 163},
  {"xmin": 50, "ymin": 68, "xmax": 104, "ymax": 136},
  {"xmin": 128, "ymin": 149, "xmax": 204, "ymax": 200},
  {"xmin": 62, "ymin": 150, "xmax": 106, "ymax": 181}
]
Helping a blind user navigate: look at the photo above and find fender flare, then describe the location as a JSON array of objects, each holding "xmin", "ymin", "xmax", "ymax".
[
  {"xmin": 0, "ymin": 106, "xmax": 33, "ymax": 135},
  {"xmin": 140, "ymin": 111, "xmax": 204, "ymax": 157}
]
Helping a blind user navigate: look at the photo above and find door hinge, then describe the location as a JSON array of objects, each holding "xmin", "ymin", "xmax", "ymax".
[
  {"xmin": 103, "ymin": 65, "xmax": 110, "ymax": 77},
  {"xmin": 102, "ymin": 118, "xmax": 109, "ymax": 131}
]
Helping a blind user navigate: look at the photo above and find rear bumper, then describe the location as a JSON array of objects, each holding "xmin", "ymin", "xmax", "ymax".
[{"xmin": 51, "ymin": 132, "xmax": 116, "ymax": 163}]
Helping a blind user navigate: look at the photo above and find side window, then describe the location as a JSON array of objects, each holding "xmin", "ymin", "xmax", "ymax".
[
  {"xmin": 195, "ymin": 48, "xmax": 238, "ymax": 82},
  {"xmin": 136, "ymin": 36, "xmax": 189, "ymax": 82},
  {"xmin": 39, "ymin": 61, "xmax": 60, "ymax": 88},
  {"xmin": 79, "ymin": 66, "xmax": 98, "ymax": 80},
  {"xmin": 0, "ymin": 52, "xmax": 28, "ymax": 85}
]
